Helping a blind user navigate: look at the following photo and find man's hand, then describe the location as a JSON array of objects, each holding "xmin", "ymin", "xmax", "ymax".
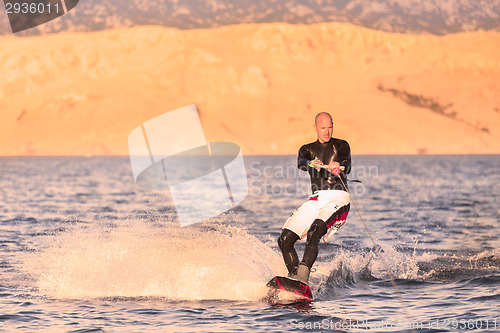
[
  {"xmin": 309, "ymin": 158, "xmax": 323, "ymax": 171},
  {"xmin": 327, "ymin": 161, "xmax": 341, "ymax": 176}
]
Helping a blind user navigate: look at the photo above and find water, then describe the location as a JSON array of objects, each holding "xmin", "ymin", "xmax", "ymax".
[{"xmin": 0, "ymin": 155, "xmax": 499, "ymax": 332}]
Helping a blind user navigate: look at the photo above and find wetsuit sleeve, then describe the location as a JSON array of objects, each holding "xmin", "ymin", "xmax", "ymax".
[
  {"xmin": 297, "ymin": 144, "xmax": 312, "ymax": 172},
  {"xmin": 337, "ymin": 140, "xmax": 351, "ymax": 175}
]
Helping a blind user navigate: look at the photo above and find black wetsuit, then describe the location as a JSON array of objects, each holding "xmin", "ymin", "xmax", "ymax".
[
  {"xmin": 278, "ymin": 137, "xmax": 352, "ymax": 276},
  {"xmin": 298, "ymin": 138, "xmax": 351, "ymax": 193}
]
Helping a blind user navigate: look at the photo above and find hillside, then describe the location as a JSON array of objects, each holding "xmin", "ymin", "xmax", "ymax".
[
  {"xmin": 0, "ymin": 22, "xmax": 499, "ymax": 155},
  {"xmin": 2, "ymin": 0, "xmax": 500, "ymax": 36}
]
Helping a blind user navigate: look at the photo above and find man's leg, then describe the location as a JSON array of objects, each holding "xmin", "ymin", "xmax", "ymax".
[
  {"xmin": 295, "ymin": 194, "xmax": 350, "ymax": 283},
  {"xmin": 291, "ymin": 219, "xmax": 327, "ymax": 283},
  {"xmin": 279, "ymin": 197, "xmax": 321, "ymax": 276},
  {"xmin": 277, "ymin": 229, "xmax": 300, "ymax": 276},
  {"xmin": 302, "ymin": 218, "xmax": 328, "ymax": 269}
]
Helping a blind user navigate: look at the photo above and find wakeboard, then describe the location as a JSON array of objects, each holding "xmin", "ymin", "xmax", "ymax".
[{"xmin": 266, "ymin": 276, "xmax": 313, "ymax": 305}]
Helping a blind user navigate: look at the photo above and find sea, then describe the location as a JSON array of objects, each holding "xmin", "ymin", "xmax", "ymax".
[{"xmin": 0, "ymin": 155, "xmax": 498, "ymax": 333}]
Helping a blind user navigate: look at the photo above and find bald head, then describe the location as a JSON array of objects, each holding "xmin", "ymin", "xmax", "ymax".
[
  {"xmin": 314, "ymin": 112, "xmax": 334, "ymax": 143},
  {"xmin": 315, "ymin": 112, "xmax": 333, "ymax": 125}
]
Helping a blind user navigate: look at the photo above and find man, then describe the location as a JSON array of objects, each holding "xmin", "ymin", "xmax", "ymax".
[{"xmin": 278, "ymin": 112, "xmax": 351, "ymax": 283}]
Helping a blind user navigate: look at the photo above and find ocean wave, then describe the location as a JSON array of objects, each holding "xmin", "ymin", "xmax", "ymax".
[{"xmin": 311, "ymin": 246, "xmax": 499, "ymax": 297}]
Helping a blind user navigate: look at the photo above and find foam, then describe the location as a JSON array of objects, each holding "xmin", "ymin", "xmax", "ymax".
[{"xmin": 24, "ymin": 222, "xmax": 286, "ymax": 301}]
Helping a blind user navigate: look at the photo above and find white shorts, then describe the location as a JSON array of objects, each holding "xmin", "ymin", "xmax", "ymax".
[{"xmin": 282, "ymin": 190, "xmax": 350, "ymax": 243}]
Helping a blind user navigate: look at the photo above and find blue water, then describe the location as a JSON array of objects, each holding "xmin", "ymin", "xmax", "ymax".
[{"xmin": 0, "ymin": 155, "xmax": 499, "ymax": 332}]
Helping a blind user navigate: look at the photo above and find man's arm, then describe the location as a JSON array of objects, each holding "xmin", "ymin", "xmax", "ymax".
[
  {"xmin": 297, "ymin": 144, "xmax": 313, "ymax": 172},
  {"xmin": 337, "ymin": 140, "xmax": 351, "ymax": 175}
]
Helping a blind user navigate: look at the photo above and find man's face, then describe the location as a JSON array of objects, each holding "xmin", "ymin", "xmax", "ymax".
[{"xmin": 314, "ymin": 115, "xmax": 333, "ymax": 143}]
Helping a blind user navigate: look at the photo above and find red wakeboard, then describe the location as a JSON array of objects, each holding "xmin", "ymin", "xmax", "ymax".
[{"xmin": 266, "ymin": 276, "xmax": 313, "ymax": 305}]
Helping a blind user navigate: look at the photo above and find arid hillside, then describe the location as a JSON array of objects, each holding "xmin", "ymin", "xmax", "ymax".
[{"xmin": 0, "ymin": 23, "xmax": 499, "ymax": 155}]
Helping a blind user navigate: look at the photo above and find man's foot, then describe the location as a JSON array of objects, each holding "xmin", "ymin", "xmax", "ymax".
[{"xmin": 289, "ymin": 263, "xmax": 310, "ymax": 284}]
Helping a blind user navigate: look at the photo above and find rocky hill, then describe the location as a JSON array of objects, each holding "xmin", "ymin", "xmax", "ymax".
[
  {"xmin": 1, "ymin": 0, "xmax": 500, "ymax": 36},
  {"xmin": 0, "ymin": 22, "xmax": 499, "ymax": 155}
]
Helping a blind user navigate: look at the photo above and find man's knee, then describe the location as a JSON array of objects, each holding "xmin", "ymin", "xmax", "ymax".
[
  {"xmin": 278, "ymin": 229, "xmax": 298, "ymax": 250},
  {"xmin": 306, "ymin": 219, "xmax": 327, "ymax": 245}
]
